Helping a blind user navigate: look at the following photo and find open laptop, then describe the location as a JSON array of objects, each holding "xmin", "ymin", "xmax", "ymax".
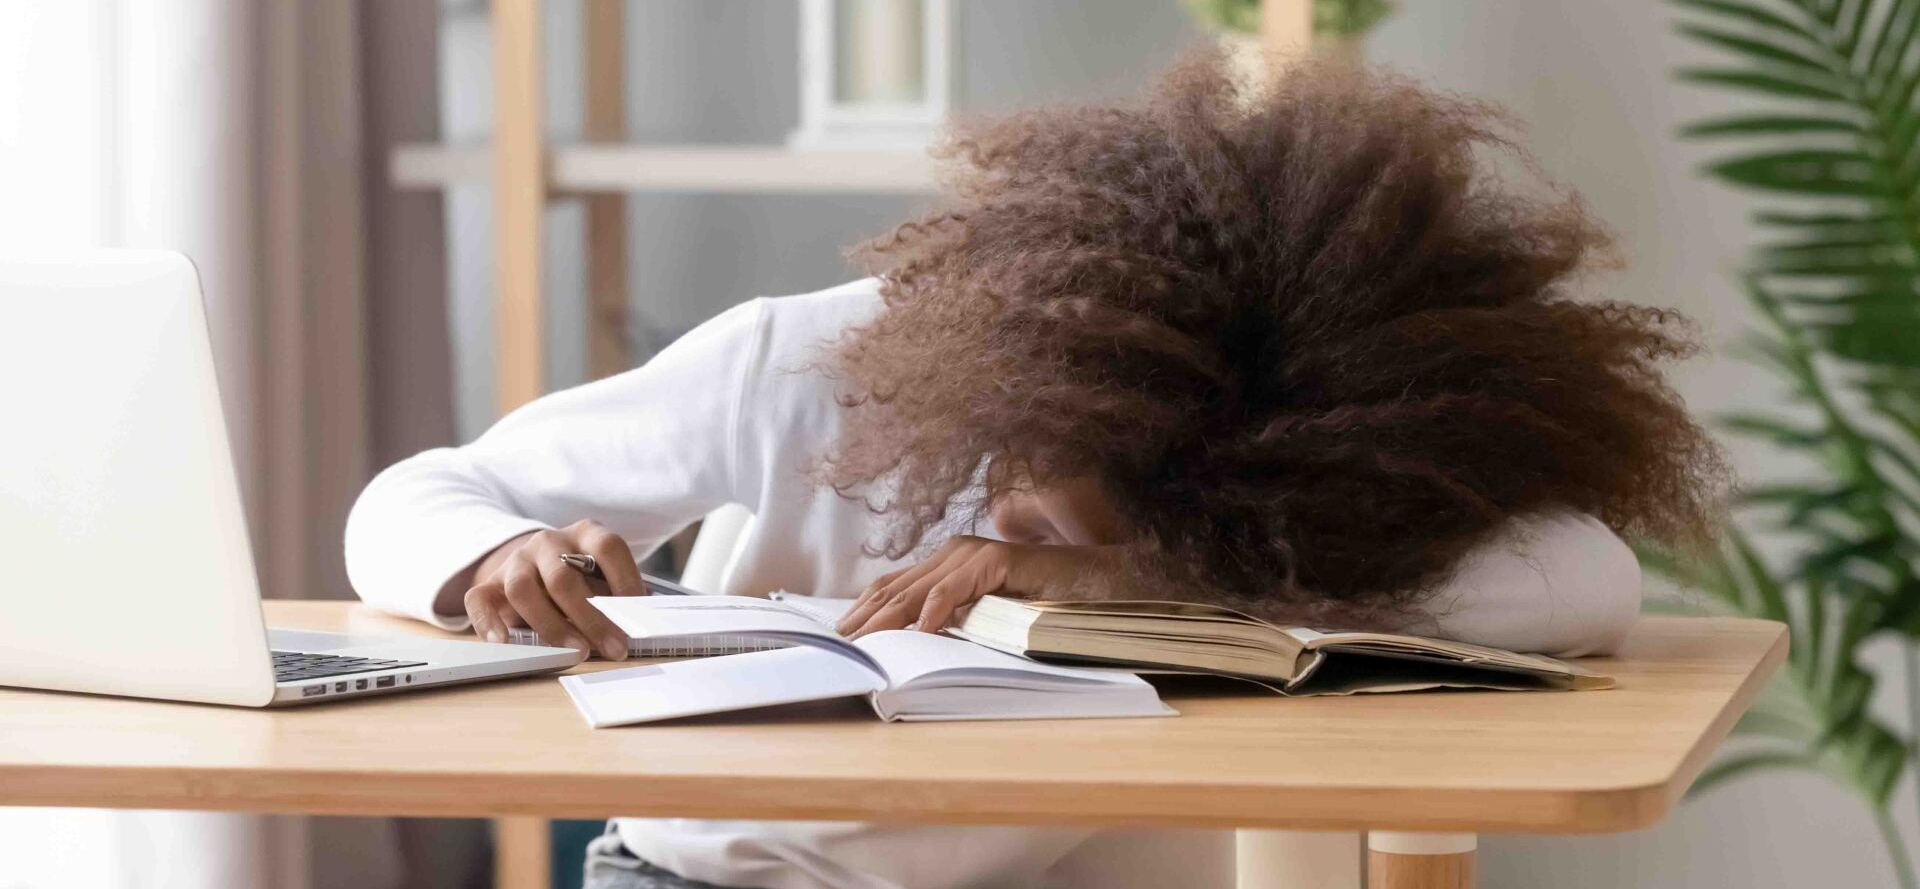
[{"xmin": 0, "ymin": 251, "xmax": 578, "ymax": 706}]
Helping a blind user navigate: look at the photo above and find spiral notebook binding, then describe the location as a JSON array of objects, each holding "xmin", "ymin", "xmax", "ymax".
[{"xmin": 503, "ymin": 626, "xmax": 790, "ymax": 657}]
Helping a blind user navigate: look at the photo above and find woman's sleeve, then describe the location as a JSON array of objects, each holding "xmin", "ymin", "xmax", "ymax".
[
  {"xmin": 1422, "ymin": 510, "xmax": 1643, "ymax": 657},
  {"xmin": 343, "ymin": 299, "xmax": 770, "ymax": 630}
]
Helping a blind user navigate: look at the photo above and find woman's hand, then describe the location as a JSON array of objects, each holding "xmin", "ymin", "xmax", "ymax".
[
  {"xmin": 463, "ymin": 520, "xmax": 646, "ymax": 660},
  {"xmin": 836, "ymin": 537, "xmax": 1120, "ymax": 638}
]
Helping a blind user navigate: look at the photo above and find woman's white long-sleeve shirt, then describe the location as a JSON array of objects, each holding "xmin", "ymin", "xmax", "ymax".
[{"xmin": 344, "ymin": 278, "xmax": 1643, "ymax": 889}]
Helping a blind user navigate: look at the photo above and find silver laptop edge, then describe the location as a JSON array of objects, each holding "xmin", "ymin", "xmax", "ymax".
[{"xmin": 0, "ymin": 251, "xmax": 576, "ymax": 707}]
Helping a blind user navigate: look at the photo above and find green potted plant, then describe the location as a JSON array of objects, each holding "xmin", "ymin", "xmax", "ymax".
[
  {"xmin": 1182, "ymin": 0, "xmax": 1397, "ymax": 62},
  {"xmin": 1661, "ymin": 0, "xmax": 1920, "ymax": 883}
]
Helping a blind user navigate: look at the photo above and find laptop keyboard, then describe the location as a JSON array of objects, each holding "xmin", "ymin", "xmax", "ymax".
[{"xmin": 272, "ymin": 650, "xmax": 427, "ymax": 683}]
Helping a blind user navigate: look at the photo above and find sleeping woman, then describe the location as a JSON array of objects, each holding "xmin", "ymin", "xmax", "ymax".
[{"xmin": 346, "ymin": 52, "xmax": 1723, "ymax": 889}]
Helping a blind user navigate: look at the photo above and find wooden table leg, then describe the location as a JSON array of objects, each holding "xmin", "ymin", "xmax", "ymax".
[
  {"xmin": 1366, "ymin": 832, "xmax": 1475, "ymax": 889},
  {"xmin": 495, "ymin": 816, "xmax": 551, "ymax": 889}
]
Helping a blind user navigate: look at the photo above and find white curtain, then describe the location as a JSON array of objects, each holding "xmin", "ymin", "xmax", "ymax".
[
  {"xmin": 0, "ymin": 1, "xmax": 430, "ymax": 886},
  {"xmin": 0, "ymin": 2, "xmax": 371, "ymax": 603}
]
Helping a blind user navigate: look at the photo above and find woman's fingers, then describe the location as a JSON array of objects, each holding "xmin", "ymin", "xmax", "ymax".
[
  {"xmin": 848, "ymin": 543, "xmax": 993, "ymax": 638},
  {"xmin": 574, "ymin": 521, "xmax": 645, "ymax": 597},
  {"xmin": 917, "ymin": 546, "xmax": 1005, "ymax": 633},
  {"xmin": 464, "ymin": 581, "xmax": 509, "ymax": 643},
  {"xmin": 846, "ymin": 563, "xmax": 924, "ymax": 615},
  {"xmin": 839, "ymin": 555, "xmax": 953, "ymax": 634},
  {"xmin": 854, "ymin": 566, "xmax": 912, "ymax": 609},
  {"xmin": 838, "ymin": 541, "xmax": 973, "ymax": 634},
  {"xmin": 845, "ymin": 538, "xmax": 1045, "ymax": 637},
  {"xmin": 536, "ymin": 546, "xmax": 631, "ymax": 660},
  {"xmin": 838, "ymin": 567, "xmax": 919, "ymax": 634},
  {"xmin": 849, "ymin": 589, "xmax": 930, "ymax": 637},
  {"xmin": 500, "ymin": 559, "xmax": 592, "ymax": 661},
  {"xmin": 460, "ymin": 519, "xmax": 645, "ymax": 659}
]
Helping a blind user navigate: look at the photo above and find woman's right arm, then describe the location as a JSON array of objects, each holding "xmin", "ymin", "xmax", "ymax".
[{"xmin": 343, "ymin": 298, "xmax": 770, "ymax": 659}]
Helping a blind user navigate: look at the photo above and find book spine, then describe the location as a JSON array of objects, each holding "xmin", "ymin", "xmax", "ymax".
[{"xmin": 503, "ymin": 627, "xmax": 791, "ymax": 656}]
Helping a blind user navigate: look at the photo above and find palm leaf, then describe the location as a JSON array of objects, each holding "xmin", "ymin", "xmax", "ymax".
[
  {"xmin": 1677, "ymin": 66, "xmax": 1854, "ymax": 100},
  {"xmin": 1643, "ymin": 540, "xmax": 1908, "ymax": 808},
  {"xmin": 1691, "ymin": 748, "xmax": 1814, "ymax": 796},
  {"xmin": 1717, "ymin": 411, "xmax": 1827, "ymax": 445},
  {"xmin": 1838, "ymin": 0, "xmax": 1877, "ymax": 58},
  {"xmin": 1753, "ymin": 210, "xmax": 1897, "ymax": 229},
  {"xmin": 1683, "ymin": 113, "xmax": 1867, "ymax": 137},
  {"xmin": 1676, "ymin": 1, "xmax": 1920, "ymax": 376},
  {"xmin": 1706, "ymin": 149, "xmax": 1885, "ymax": 195},
  {"xmin": 1863, "ymin": 0, "xmax": 1920, "ymax": 86},
  {"xmin": 1673, "ymin": 0, "xmax": 1822, "ymax": 42},
  {"xmin": 1730, "ymin": 526, "xmax": 1794, "ymax": 621},
  {"xmin": 1832, "ymin": 719, "xmax": 1911, "ymax": 805},
  {"xmin": 1676, "ymin": 22, "xmax": 1837, "ymax": 72}
]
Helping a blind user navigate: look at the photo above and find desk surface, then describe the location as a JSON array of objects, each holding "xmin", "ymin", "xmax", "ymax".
[{"xmin": 0, "ymin": 601, "xmax": 1784, "ymax": 834}]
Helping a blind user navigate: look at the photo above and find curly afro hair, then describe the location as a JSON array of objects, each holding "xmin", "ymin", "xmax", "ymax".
[{"xmin": 820, "ymin": 50, "xmax": 1726, "ymax": 626}]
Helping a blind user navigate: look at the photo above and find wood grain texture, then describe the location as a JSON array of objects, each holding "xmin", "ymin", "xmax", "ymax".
[
  {"xmin": 581, "ymin": 0, "xmax": 629, "ymax": 381},
  {"xmin": 1368, "ymin": 850, "xmax": 1474, "ymax": 889},
  {"xmin": 491, "ymin": 0, "xmax": 544, "ymax": 414},
  {"xmin": 494, "ymin": 815, "xmax": 551, "ymax": 889},
  {"xmin": 0, "ymin": 602, "xmax": 1785, "ymax": 834}
]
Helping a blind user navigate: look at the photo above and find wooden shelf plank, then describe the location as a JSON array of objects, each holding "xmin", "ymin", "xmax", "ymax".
[
  {"xmin": 391, "ymin": 142, "xmax": 937, "ymax": 194},
  {"xmin": 391, "ymin": 143, "xmax": 487, "ymax": 188},
  {"xmin": 556, "ymin": 144, "xmax": 936, "ymax": 193}
]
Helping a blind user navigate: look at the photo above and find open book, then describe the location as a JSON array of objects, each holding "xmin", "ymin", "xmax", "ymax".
[
  {"xmin": 558, "ymin": 596, "xmax": 1172, "ymax": 726},
  {"xmin": 949, "ymin": 596, "xmax": 1614, "ymax": 696},
  {"xmin": 506, "ymin": 591, "xmax": 850, "ymax": 657}
]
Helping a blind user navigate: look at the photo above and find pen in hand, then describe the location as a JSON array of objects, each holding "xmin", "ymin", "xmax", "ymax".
[{"xmin": 557, "ymin": 553, "xmax": 699, "ymax": 597}]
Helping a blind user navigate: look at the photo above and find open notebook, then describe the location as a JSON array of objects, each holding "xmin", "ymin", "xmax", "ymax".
[
  {"xmin": 506, "ymin": 591, "xmax": 851, "ymax": 656},
  {"xmin": 950, "ymin": 596, "xmax": 1614, "ymax": 696},
  {"xmin": 559, "ymin": 596, "xmax": 1172, "ymax": 726}
]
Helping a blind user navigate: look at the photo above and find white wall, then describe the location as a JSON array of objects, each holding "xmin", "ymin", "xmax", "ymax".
[{"xmin": 433, "ymin": 1, "xmax": 1917, "ymax": 885}]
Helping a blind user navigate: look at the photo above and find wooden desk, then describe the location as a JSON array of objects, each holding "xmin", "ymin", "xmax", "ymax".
[{"xmin": 0, "ymin": 601, "xmax": 1785, "ymax": 888}]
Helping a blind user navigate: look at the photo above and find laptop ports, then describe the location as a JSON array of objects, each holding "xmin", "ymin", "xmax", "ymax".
[
  {"xmin": 375, "ymin": 675, "xmax": 395, "ymax": 689},
  {"xmin": 333, "ymin": 681, "xmax": 348, "ymax": 693},
  {"xmin": 354, "ymin": 678, "xmax": 369, "ymax": 691},
  {"xmin": 301, "ymin": 684, "xmax": 325, "ymax": 698}
]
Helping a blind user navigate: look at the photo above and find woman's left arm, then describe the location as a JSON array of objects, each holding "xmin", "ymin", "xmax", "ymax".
[{"xmin": 1420, "ymin": 510, "xmax": 1642, "ymax": 658}]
